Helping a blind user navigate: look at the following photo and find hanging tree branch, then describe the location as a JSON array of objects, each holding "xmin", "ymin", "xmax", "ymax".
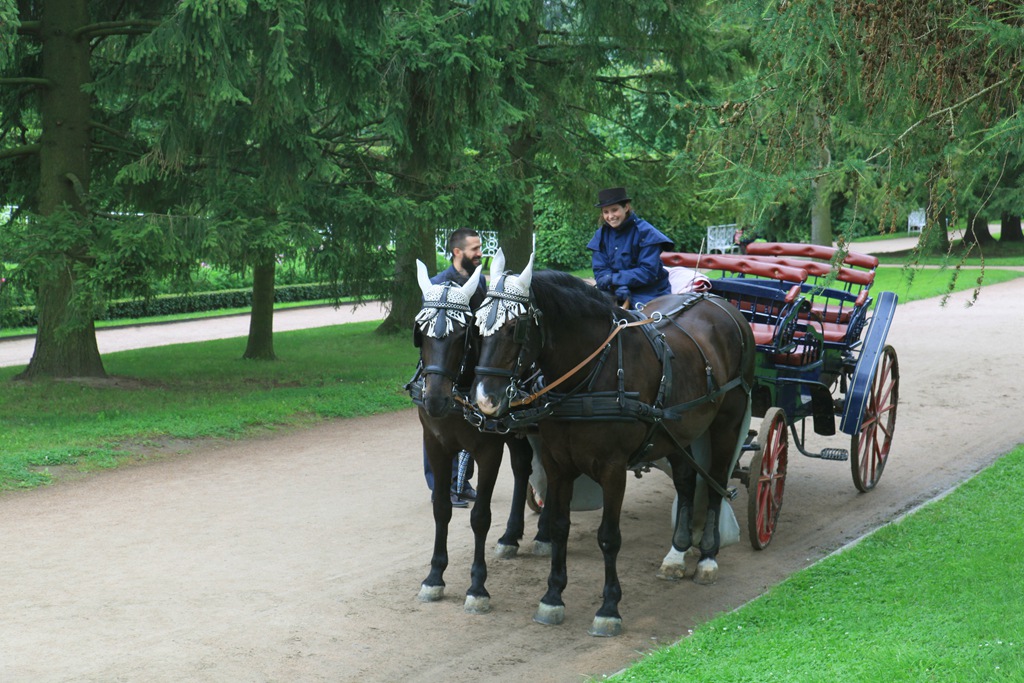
[
  {"xmin": 0, "ymin": 144, "xmax": 40, "ymax": 160},
  {"xmin": 864, "ymin": 73, "xmax": 1017, "ymax": 164},
  {"xmin": 0, "ymin": 77, "xmax": 52, "ymax": 87},
  {"xmin": 73, "ymin": 20, "xmax": 162, "ymax": 39}
]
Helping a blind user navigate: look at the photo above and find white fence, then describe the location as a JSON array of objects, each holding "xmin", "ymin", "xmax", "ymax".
[{"xmin": 435, "ymin": 229, "xmax": 500, "ymax": 258}]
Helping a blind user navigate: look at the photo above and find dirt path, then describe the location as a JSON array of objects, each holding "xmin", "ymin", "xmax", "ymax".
[{"xmin": 3, "ymin": 265, "xmax": 1024, "ymax": 682}]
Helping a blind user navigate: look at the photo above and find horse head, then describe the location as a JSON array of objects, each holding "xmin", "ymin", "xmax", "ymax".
[
  {"xmin": 471, "ymin": 249, "xmax": 540, "ymax": 417},
  {"xmin": 414, "ymin": 259, "xmax": 483, "ymax": 418}
]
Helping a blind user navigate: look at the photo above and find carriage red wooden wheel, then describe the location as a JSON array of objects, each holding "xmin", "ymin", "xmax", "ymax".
[
  {"xmin": 850, "ymin": 345, "xmax": 899, "ymax": 492},
  {"xmin": 747, "ymin": 407, "xmax": 788, "ymax": 550}
]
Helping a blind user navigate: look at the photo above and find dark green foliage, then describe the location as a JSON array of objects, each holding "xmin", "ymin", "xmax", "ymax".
[{"xmin": 683, "ymin": 0, "xmax": 1024, "ymax": 249}]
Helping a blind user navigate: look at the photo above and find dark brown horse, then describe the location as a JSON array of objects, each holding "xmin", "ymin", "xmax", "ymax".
[
  {"xmin": 471, "ymin": 252, "xmax": 755, "ymax": 636},
  {"xmin": 411, "ymin": 259, "xmax": 547, "ymax": 614}
]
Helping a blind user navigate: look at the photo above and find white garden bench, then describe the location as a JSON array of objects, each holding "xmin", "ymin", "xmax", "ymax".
[
  {"xmin": 907, "ymin": 209, "xmax": 926, "ymax": 233},
  {"xmin": 706, "ymin": 224, "xmax": 740, "ymax": 254}
]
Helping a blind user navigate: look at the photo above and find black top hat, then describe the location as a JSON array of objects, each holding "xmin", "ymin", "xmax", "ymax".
[{"xmin": 595, "ymin": 187, "xmax": 631, "ymax": 208}]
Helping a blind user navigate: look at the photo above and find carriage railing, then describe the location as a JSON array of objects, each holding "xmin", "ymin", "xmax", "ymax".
[
  {"xmin": 744, "ymin": 242, "xmax": 877, "ymax": 315},
  {"xmin": 662, "ymin": 247, "xmax": 877, "ymax": 354},
  {"xmin": 743, "ymin": 241, "xmax": 879, "ymax": 273}
]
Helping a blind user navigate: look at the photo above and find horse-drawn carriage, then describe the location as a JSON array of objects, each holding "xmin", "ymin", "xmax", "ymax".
[
  {"xmin": 661, "ymin": 242, "xmax": 900, "ymax": 549},
  {"xmin": 409, "ymin": 242, "xmax": 899, "ymax": 636}
]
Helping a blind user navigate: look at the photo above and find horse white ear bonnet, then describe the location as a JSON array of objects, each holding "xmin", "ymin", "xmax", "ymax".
[
  {"xmin": 475, "ymin": 250, "xmax": 535, "ymax": 337},
  {"xmin": 415, "ymin": 260, "xmax": 482, "ymax": 338}
]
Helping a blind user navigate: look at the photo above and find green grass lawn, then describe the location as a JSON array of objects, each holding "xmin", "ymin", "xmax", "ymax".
[
  {"xmin": 872, "ymin": 266, "xmax": 1024, "ymax": 303},
  {"xmin": 0, "ymin": 321, "xmax": 417, "ymax": 488},
  {"xmin": 613, "ymin": 445, "xmax": 1024, "ymax": 682},
  {"xmin": 871, "ymin": 235, "xmax": 1024, "ymax": 267}
]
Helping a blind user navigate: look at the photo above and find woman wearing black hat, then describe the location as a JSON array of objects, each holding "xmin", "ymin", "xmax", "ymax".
[{"xmin": 586, "ymin": 187, "xmax": 673, "ymax": 309}]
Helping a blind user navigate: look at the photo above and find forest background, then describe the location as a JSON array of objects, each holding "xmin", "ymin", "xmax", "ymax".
[{"xmin": 1, "ymin": 0, "xmax": 1021, "ymax": 379}]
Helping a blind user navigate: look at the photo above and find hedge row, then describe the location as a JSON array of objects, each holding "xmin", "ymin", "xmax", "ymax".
[{"xmin": 1, "ymin": 283, "xmax": 346, "ymax": 330}]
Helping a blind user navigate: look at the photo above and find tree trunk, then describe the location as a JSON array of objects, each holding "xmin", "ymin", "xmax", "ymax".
[
  {"xmin": 999, "ymin": 212, "xmax": 1023, "ymax": 242},
  {"xmin": 809, "ymin": 115, "xmax": 833, "ymax": 248},
  {"xmin": 810, "ymin": 175, "xmax": 832, "ymax": 248},
  {"xmin": 497, "ymin": 130, "xmax": 539, "ymax": 273},
  {"xmin": 962, "ymin": 213, "xmax": 993, "ymax": 245},
  {"xmin": 18, "ymin": 0, "xmax": 106, "ymax": 380},
  {"xmin": 242, "ymin": 255, "xmax": 277, "ymax": 360},
  {"xmin": 379, "ymin": 227, "xmax": 434, "ymax": 335},
  {"xmin": 378, "ymin": 70, "xmax": 436, "ymax": 336},
  {"xmin": 920, "ymin": 175, "xmax": 951, "ymax": 254}
]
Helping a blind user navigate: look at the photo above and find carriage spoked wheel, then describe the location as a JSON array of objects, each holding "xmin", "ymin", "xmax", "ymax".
[
  {"xmin": 850, "ymin": 345, "xmax": 899, "ymax": 492},
  {"xmin": 526, "ymin": 483, "xmax": 544, "ymax": 514},
  {"xmin": 747, "ymin": 407, "xmax": 788, "ymax": 550}
]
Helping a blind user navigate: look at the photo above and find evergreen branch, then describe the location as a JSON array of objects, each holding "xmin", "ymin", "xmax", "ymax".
[
  {"xmin": 595, "ymin": 72, "xmax": 675, "ymax": 85},
  {"xmin": 92, "ymin": 143, "xmax": 142, "ymax": 158},
  {"xmin": 594, "ymin": 76, "xmax": 668, "ymax": 96},
  {"xmin": 865, "ymin": 72, "xmax": 1017, "ymax": 163},
  {"xmin": 88, "ymin": 119, "xmax": 132, "ymax": 141},
  {"xmin": 73, "ymin": 20, "xmax": 162, "ymax": 39},
  {"xmin": 87, "ymin": 27, "xmax": 157, "ymax": 39},
  {"xmin": 0, "ymin": 77, "xmax": 52, "ymax": 87},
  {"xmin": 0, "ymin": 144, "xmax": 40, "ymax": 160}
]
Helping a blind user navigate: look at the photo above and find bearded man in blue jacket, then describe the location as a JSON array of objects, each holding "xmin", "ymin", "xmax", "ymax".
[{"xmin": 587, "ymin": 187, "xmax": 674, "ymax": 309}]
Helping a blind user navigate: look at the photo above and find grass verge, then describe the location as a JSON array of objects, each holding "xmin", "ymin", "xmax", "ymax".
[
  {"xmin": 871, "ymin": 267, "xmax": 1024, "ymax": 304},
  {"xmin": 613, "ymin": 445, "xmax": 1024, "ymax": 682},
  {"xmin": 0, "ymin": 321, "xmax": 417, "ymax": 489}
]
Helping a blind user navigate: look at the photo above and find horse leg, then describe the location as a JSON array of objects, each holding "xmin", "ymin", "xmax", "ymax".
[
  {"xmin": 693, "ymin": 425, "xmax": 741, "ymax": 585},
  {"xmin": 495, "ymin": 436, "xmax": 531, "ymax": 559},
  {"xmin": 533, "ymin": 467, "xmax": 575, "ymax": 628},
  {"xmin": 465, "ymin": 444, "xmax": 501, "ymax": 614},
  {"xmin": 528, "ymin": 437, "xmax": 552, "ymax": 556},
  {"xmin": 658, "ymin": 457, "xmax": 696, "ymax": 581},
  {"xmin": 418, "ymin": 437, "xmax": 454, "ymax": 602},
  {"xmin": 590, "ymin": 466, "xmax": 627, "ymax": 637},
  {"xmin": 533, "ymin": 501, "xmax": 552, "ymax": 557},
  {"xmin": 693, "ymin": 486, "xmax": 723, "ymax": 585}
]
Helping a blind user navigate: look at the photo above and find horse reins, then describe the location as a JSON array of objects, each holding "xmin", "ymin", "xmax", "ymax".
[{"xmin": 509, "ymin": 313, "xmax": 663, "ymax": 407}]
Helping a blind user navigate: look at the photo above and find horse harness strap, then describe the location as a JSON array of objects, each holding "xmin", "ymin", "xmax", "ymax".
[
  {"xmin": 622, "ymin": 294, "xmax": 754, "ymax": 497},
  {"xmin": 509, "ymin": 313, "xmax": 661, "ymax": 408},
  {"xmin": 497, "ymin": 292, "xmax": 751, "ymax": 500}
]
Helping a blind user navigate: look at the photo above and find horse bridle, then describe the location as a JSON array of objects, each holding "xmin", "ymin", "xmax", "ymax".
[
  {"xmin": 473, "ymin": 275, "xmax": 545, "ymax": 401},
  {"xmin": 414, "ymin": 285, "xmax": 476, "ymax": 386}
]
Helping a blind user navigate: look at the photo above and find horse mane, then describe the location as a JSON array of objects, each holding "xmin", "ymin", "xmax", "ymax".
[{"xmin": 530, "ymin": 270, "xmax": 615, "ymax": 322}]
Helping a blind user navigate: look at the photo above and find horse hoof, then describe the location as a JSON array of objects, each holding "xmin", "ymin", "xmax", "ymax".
[
  {"xmin": 589, "ymin": 616, "xmax": 622, "ymax": 637},
  {"xmin": 533, "ymin": 602, "xmax": 565, "ymax": 626},
  {"xmin": 657, "ymin": 546, "xmax": 688, "ymax": 581},
  {"xmin": 464, "ymin": 594, "xmax": 491, "ymax": 614},
  {"xmin": 533, "ymin": 540, "xmax": 552, "ymax": 557},
  {"xmin": 693, "ymin": 558, "xmax": 719, "ymax": 585},
  {"xmin": 494, "ymin": 542, "xmax": 519, "ymax": 559},
  {"xmin": 418, "ymin": 584, "xmax": 444, "ymax": 602},
  {"xmin": 656, "ymin": 562, "xmax": 686, "ymax": 581}
]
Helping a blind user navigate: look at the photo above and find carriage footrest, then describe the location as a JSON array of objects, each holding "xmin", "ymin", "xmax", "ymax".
[{"xmin": 819, "ymin": 448, "xmax": 849, "ymax": 461}]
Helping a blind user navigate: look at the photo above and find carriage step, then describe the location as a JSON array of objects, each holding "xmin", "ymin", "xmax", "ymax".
[{"xmin": 819, "ymin": 448, "xmax": 849, "ymax": 461}]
